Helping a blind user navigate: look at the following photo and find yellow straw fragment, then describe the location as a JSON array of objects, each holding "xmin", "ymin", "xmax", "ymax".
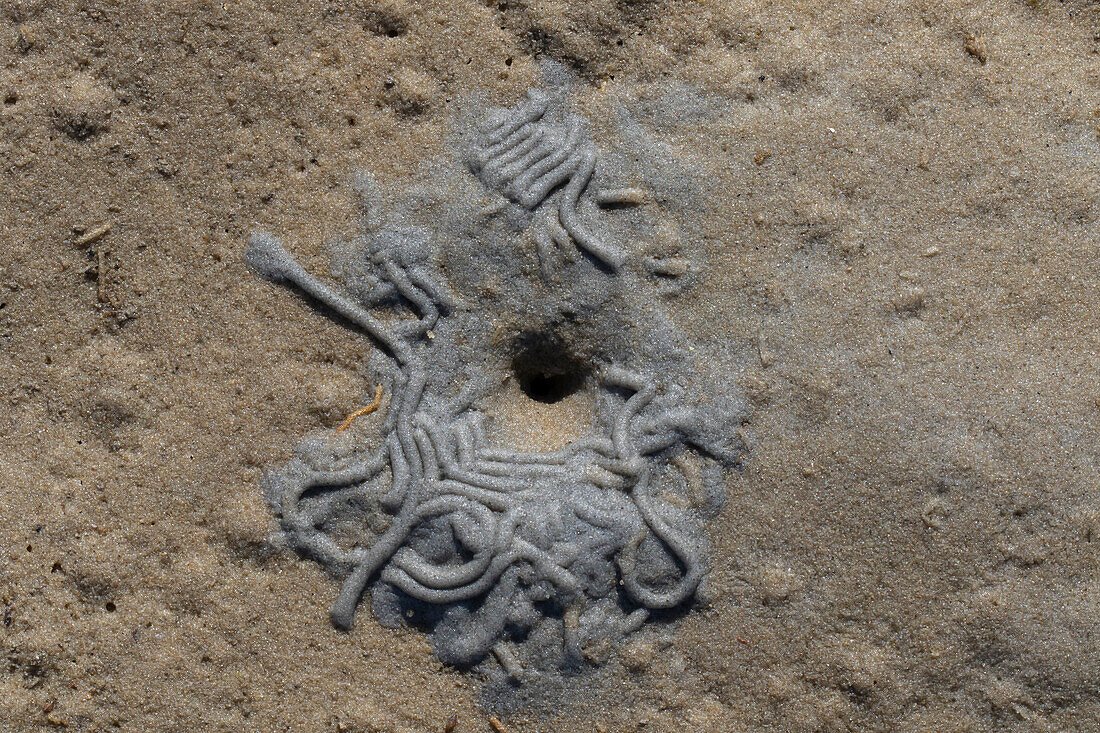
[{"xmin": 335, "ymin": 384, "xmax": 384, "ymax": 433}]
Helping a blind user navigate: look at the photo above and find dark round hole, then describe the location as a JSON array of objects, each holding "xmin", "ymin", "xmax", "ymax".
[
  {"xmin": 511, "ymin": 332, "xmax": 589, "ymax": 404},
  {"xmin": 104, "ymin": 602, "xmax": 116, "ymax": 613},
  {"xmin": 519, "ymin": 371, "xmax": 584, "ymax": 403}
]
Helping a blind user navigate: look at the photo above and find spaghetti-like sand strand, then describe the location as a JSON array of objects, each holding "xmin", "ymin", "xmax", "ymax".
[{"xmin": 248, "ymin": 93, "xmax": 741, "ymax": 676}]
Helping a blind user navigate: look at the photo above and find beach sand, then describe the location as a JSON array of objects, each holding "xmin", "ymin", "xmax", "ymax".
[{"xmin": 1, "ymin": 1, "xmax": 1098, "ymax": 730}]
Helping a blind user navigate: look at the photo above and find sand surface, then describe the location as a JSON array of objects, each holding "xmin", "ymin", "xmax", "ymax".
[{"xmin": 2, "ymin": 1, "xmax": 1099, "ymax": 731}]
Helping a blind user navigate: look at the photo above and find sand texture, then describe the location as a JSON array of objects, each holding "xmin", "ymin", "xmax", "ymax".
[{"xmin": 2, "ymin": 1, "xmax": 1099, "ymax": 731}]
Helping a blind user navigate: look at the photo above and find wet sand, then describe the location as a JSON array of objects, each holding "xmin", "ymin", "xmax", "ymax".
[{"xmin": 2, "ymin": 1, "xmax": 1098, "ymax": 731}]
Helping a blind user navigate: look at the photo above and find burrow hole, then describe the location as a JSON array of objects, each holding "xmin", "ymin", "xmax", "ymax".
[{"xmin": 510, "ymin": 332, "xmax": 590, "ymax": 404}]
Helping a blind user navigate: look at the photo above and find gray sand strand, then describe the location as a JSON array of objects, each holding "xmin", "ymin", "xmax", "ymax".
[{"xmin": 246, "ymin": 87, "xmax": 745, "ymax": 698}]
